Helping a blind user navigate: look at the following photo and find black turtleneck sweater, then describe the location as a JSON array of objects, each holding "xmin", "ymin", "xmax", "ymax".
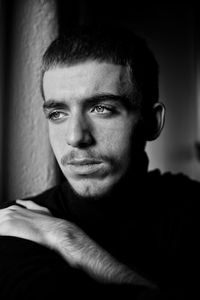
[{"xmin": 0, "ymin": 157, "xmax": 199, "ymax": 299}]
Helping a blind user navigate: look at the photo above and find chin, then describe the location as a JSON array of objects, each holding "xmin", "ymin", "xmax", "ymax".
[{"xmin": 68, "ymin": 177, "xmax": 119, "ymax": 199}]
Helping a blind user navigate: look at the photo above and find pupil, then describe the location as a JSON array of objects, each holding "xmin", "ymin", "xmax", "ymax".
[
  {"xmin": 54, "ymin": 112, "xmax": 60, "ymax": 118},
  {"xmin": 97, "ymin": 106, "xmax": 103, "ymax": 112}
]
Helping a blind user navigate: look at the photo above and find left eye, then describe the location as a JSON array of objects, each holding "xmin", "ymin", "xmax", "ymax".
[{"xmin": 91, "ymin": 105, "xmax": 112, "ymax": 114}]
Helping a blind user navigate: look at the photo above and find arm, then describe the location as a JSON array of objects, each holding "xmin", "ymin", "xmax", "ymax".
[
  {"xmin": 0, "ymin": 200, "xmax": 157, "ymax": 290},
  {"xmin": 47, "ymin": 216, "xmax": 156, "ymax": 288}
]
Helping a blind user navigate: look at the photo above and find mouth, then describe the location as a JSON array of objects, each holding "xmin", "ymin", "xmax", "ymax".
[
  {"xmin": 66, "ymin": 159, "xmax": 103, "ymax": 176},
  {"xmin": 68, "ymin": 159, "xmax": 102, "ymax": 166}
]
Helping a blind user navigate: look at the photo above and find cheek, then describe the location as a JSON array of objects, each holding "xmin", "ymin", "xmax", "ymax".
[
  {"xmin": 48, "ymin": 126, "xmax": 65, "ymax": 158},
  {"xmin": 97, "ymin": 120, "xmax": 135, "ymax": 158}
]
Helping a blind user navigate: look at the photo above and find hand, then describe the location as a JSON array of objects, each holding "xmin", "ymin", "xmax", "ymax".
[
  {"xmin": 0, "ymin": 200, "xmax": 90, "ymax": 267},
  {"xmin": 0, "ymin": 200, "xmax": 68, "ymax": 250}
]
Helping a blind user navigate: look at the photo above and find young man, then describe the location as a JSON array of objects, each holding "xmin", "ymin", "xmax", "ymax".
[{"xmin": 0, "ymin": 26, "xmax": 198, "ymax": 299}]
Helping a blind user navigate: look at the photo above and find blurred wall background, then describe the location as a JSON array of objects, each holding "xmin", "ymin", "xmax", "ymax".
[
  {"xmin": 0, "ymin": 0, "xmax": 59, "ymax": 203},
  {"xmin": 0, "ymin": 0, "xmax": 199, "ymax": 203}
]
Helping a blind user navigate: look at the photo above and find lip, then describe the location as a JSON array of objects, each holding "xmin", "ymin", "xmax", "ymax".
[
  {"xmin": 67, "ymin": 159, "xmax": 102, "ymax": 166},
  {"xmin": 67, "ymin": 159, "xmax": 103, "ymax": 176}
]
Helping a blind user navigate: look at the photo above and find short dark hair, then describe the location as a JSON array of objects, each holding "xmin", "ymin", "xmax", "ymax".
[{"xmin": 41, "ymin": 25, "xmax": 159, "ymax": 112}]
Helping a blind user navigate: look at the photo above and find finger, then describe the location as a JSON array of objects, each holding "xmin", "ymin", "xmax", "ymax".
[{"xmin": 16, "ymin": 200, "xmax": 51, "ymax": 215}]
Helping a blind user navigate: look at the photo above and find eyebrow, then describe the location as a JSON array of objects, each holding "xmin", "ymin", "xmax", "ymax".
[
  {"xmin": 43, "ymin": 100, "xmax": 67, "ymax": 111},
  {"xmin": 43, "ymin": 93, "xmax": 136, "ymax": 112}
]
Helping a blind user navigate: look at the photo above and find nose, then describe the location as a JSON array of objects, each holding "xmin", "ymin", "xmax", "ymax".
[{"xmin": 65, "ymin": 113, "xmax": 94, "ymax": 148}]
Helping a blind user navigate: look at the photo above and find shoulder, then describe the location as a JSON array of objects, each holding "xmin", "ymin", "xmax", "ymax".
[
  {"xmin": 147, "ymin": 169, "xmax": 199, "ymax": 229},
  {"xmin": 146, "ymin": 169, "xmax": 199, "ymax": 224},
  {"xmin": 1, "ymin": 182, "xmax": 70, "ymax": 219},
  {"xmin": 148, "ymin": 168, "xmax": 200, "ymax": 192},
  {"xmin": 147, "ymin": 170, "xmax": 199, "ymax": 252}
]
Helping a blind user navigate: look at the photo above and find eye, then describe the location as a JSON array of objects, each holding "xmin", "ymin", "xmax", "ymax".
[
  {"xmin": 94, "ymin": 105, "xmax": 106, "ymax": 113},
  {"xmin": 46, "ymin": 111, "xmax": 66, "ymax": 121},
  {"xmin": 91, "ymin": 105, "xmax": 115, "ymax": 115}
]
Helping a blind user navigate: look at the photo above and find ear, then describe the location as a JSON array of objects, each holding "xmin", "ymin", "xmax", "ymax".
[{"xmin": 146, "ymin": 102, "xmax": 165, "ymax": 141}]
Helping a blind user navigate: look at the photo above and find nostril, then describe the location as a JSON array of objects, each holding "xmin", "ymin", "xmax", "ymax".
[{"xmin": 66, "ymin": 132, "xmax": 94, "ymax": 148}]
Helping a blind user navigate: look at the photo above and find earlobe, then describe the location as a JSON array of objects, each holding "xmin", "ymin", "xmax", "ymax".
[{"xmin": 146, "ymin": 102, "xmax": 165, "ymax": 141}]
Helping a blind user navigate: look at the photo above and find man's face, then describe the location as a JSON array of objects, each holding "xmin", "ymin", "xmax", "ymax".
[{"xmin": 43, "ymin": 60, "xmax": 141, "ymax": 198}]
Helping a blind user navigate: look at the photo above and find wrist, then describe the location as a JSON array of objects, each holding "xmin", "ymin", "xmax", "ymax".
[{"xmin": 49, "ymin": 220, "xmax": 84, "ymax": 267}]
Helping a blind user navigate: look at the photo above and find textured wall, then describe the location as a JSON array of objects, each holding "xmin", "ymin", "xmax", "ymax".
[{"xmin": 6, "ymin": 0, "xmax": 58, "ymax": 201}]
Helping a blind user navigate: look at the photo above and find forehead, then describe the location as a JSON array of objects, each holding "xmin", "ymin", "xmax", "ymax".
[{"xmin": 43, "ymin": 61, "xmax": 132, "ymax": 100}]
